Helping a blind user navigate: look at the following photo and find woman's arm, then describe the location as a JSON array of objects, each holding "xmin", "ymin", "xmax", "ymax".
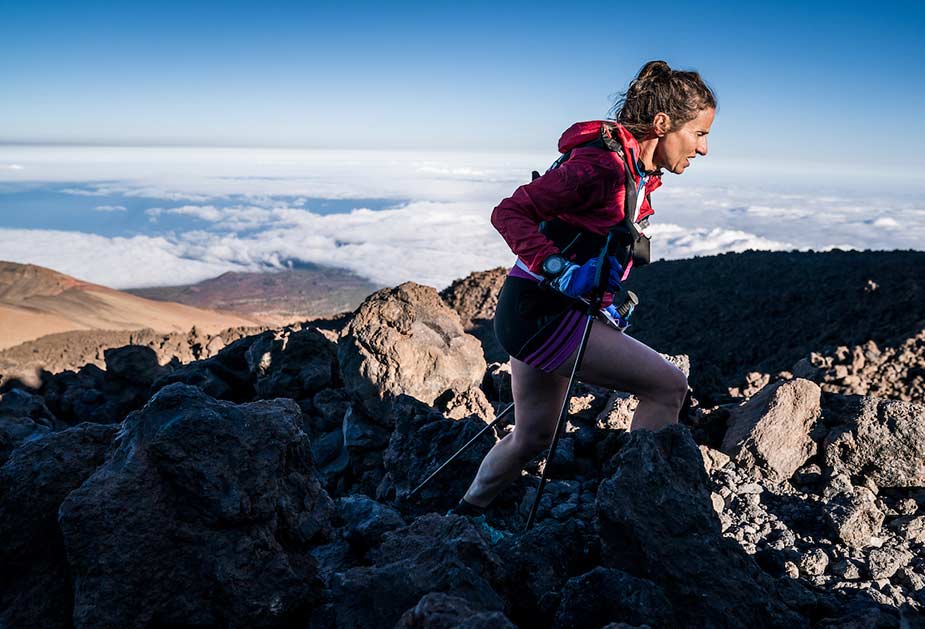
[{"xmin": 490, "ymin": 155, "xmax": 616, "ymax": 274}]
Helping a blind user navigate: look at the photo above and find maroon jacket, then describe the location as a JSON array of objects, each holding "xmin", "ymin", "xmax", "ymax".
[{"xmin": 491, "ymin": 121, "xmax": 662, "ymax": 276}]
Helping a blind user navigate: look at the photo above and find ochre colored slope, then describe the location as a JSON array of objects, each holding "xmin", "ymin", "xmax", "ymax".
[{"xmin": 0, "ymin": 262, "xmax": 260, "ymax": 350}]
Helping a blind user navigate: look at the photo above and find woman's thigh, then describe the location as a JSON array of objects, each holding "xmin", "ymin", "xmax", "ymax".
[
  {"xmin": 510, "ymin": 356, "xmax": 571, "ymax": 441},
  {"xmin": 552, "ymin": 319, "xmax": 685, "ymax": 397}
]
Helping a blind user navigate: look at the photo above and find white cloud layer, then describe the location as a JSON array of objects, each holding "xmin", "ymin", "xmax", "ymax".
[
  {"xmin": 94, "ymin": 205, "xmax": 127, "ymax": 212},
  {"xmin": 0, "ymin": 146, "xmax": 922, "ymax": 290}
]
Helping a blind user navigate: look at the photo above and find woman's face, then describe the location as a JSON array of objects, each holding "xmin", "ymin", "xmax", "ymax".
[{"xmin": 654, "ymin": 107, "xmax": 715, "ymax": 175}]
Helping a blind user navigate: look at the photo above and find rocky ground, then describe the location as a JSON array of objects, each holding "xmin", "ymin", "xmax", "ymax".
[{"xmin": 1, "ymin": 251, "xmax": 924, "ymax": 628}]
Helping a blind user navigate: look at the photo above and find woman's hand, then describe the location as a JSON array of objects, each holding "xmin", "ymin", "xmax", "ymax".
[{"xmin": 549, "ymin": 256, "xmax": 623, "ymax": 298}]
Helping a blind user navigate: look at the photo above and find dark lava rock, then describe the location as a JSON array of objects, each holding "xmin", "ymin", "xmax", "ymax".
[
  {"xmin": 596, "ymin": 424, "xmax": 807, "ymax": 627},
  {"xmin": 324, "ymin": 513, "xmax": 505, "ymax": 628},
  {"xmin": 40, "ymin": 362, "xmax": 147, "ymax": 425},
  {"xmin": 0, "ymin": 387, "xmax": 60, "ymax": 465},
  {"xmin": 0, "ymin": 422, "xmax": 117, "ymax": 628},
  {"xmin": 396, "ymin": 592, "xmax": 516, "ymax": 628},
  {"xmin": 103, "ymin": 344, "xmax": 165, "ymax": 388},
  {"xmin": 245, "ymin": 327, "xmax": 337, "ymax": 399},
  {"xmin": 312, "ymin": 388, "xmax": 351, "ymax": 432},
  {"xmin": 624, "ymin": 250, "xmax": 925, "ymax": 403},
  {"xmin": 551, "ymin": 567, "xmax": 673, "ymax": 629},
  {"xmin": 336, "ymin": 493, "xmax": 406, "ymax": 552},
  {"xmin": 151, "ymin": 332, "xmax": 269, "ymax": 402},
  {"xmin": 496, "ymin": 518, "xmax": 595, "ymax": 627},
  {"xmin": 57, "ymin": 383, "xmax": 336, "ymax": 628},
  {"xmin": 379, "ymin": 395, "xmax": 495, "ymax": 509}
]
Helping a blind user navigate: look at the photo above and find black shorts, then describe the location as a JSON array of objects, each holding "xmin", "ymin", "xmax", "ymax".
[{"xmin": 493, "ymin": 274, "xmax": 586, "ymax": 373}]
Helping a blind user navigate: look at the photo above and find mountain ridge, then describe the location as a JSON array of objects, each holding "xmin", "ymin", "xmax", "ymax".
[{"xmin": 0, "ymin": 261, "xmax": 261, "ymax": 350}]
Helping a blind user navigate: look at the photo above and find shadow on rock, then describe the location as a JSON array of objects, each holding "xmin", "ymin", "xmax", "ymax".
[
  {"xmin": 57, "ymin": 383, "xmax": 336, "ymax": 628},
  {"xmin": 596, "ymin": 424, "xmax": 809, "ymax": 627}
]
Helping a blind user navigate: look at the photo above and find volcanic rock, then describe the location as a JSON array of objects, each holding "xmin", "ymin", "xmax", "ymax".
[
  {"xmin": 824, "ymin": 486, "xmax": 885, "ymax": 548},
  {"xmin": 551, "ymin": 567, "xmax": 673, "ymax": 629},
  {"xmin": 57, "ymin": 384, "xmax": 335, "ymax": 628},
  {"xmin": 868, "ymin": 546, "xmax": 914, "ymax": 580},
  {"xmin": 823, "ymin": 396, "xmax": 925, "ymax": 488},
  {"xmin": 0, "ymin": 387, "xmax": 60, "ymax": 464},
  {"xmin": 495, "ymin": 518, "xmax": 592, "ymax": 626},
  {"xmin": 379, "ymin": 395, "xmax": 496, "ymax": 508},
  {"xmin": 336, "ymin": 494, "xmax": 406, "ymax": 552},
  {"xmin": 720, "ymin": 379, "xmax": 821, "ymax": 482},
  {"xmin": 0, "ymin": 422, "xmax": 117, "ymax": 628},
  {"xmin": 395, "ymin": 592, "xmax": 515, "ymax": 628},
  {"xmin": 439, "ymin": 267, "xmax": 509, "ymax": 364},
  {"xmin": 338, "ymin": 282, "xmax": 486, "ymax": 418},
  {"xmin": 596, "ymin": 424, "xmax": 806, "ymax": 627},
  {"xmin": 324, "ymin": 514, "xmax": 505, "ymax": 628},
  {"xmin": 245, "ymin": 327, "xmax": 337, "ymax": 399},
  {"xmin": 151, "ymin": 331, "xmax": 271, "ymax": 402},
  {"xmin": 103, "ymin": 344, "xmax": 165, "ymax": 387}
]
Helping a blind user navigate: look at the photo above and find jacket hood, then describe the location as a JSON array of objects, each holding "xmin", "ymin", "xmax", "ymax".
[{"xmin": 557, "ymin": 120, "xmax": 641, "ymax": 156}]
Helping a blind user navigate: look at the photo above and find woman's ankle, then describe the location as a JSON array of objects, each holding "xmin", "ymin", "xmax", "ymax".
[{"xmin": 448, "ymin": 498, "xmax": 487, "ymax": 516}]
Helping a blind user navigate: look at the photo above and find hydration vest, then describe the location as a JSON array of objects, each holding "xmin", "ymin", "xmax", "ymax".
[{"xmin": 534, "ymin": 121, "xmax": 652, "ymax": 271}]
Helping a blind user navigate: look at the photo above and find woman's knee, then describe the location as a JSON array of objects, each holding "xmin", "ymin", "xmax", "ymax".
[
  {"xmin": 510, "ymin": 426, "xmax": 552, "ymax": 459},
  {"xmin": 639, "ymin": 366, "xmax": 689, "ymax": 406}
]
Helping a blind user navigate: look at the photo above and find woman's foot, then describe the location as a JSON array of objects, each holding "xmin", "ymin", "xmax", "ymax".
[{"xmin": 446, "ymin": 498, "xmax": 486, "ymax": 517}]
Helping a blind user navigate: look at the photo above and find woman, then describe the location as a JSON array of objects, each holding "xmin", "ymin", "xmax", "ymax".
[{"xmin": 451, "ymin": 60, "xmax": 716, "ymax": 517}]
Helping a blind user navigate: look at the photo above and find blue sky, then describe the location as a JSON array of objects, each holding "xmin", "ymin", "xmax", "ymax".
[
  {"xmin": 2, "ymin": 1, "xmax": 924, "ymax": 170},
  {"xmin": 0, "ymin": 2, "xmax": 923, "ymax": 290}
]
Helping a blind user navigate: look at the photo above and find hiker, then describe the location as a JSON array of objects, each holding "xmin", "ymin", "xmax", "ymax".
[{"xmin": 452, "ymin": 60, "xmax": 716, "ymax": 517}]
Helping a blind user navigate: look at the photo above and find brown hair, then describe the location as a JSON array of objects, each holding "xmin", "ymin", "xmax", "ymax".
[{"xmin": 610, "ymin": 60, "xmax": 717, "ymax": 140}]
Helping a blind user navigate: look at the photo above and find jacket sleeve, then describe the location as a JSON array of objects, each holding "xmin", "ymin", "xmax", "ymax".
[{"xmin": 490, "ymin": 156, "xmax": 610, "ymax": 273}]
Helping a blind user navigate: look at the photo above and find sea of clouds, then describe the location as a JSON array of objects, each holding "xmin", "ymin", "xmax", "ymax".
[{"xmin": 0, "ymin": 145, "xmax": 922, "ymax": 290}]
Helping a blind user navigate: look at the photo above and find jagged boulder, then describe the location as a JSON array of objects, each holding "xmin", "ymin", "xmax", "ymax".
[
  {"xmin": 596, "ymin": 424, "xmax": 807, "ymax": 627},
  {"xmin": 245, "ymin": 327, "xmax": 337, "ymax": 400},
  {"xmin": 720, "ymin": 379, "xmax": 821, "ymax": 482},
  {"xmin": 0, "ymin": 387, "xmax": 60, "ymax": 465},
  {"xmin": 379, "ymin": 395, "xmax": 496, "ymax": 508},
  {"xmin": 39, "ymin": 362, "xmax": 150, "ymax": 425},
  {"xmin": 439, "ymin": 267, "xmax": 509, "ymax": 364},
  {"xmin": 396, "ymin": 592, "xmax": 515, "ymax": 628},
  {"xmin": 104, "ymin": 345, "xmax": 165, "ymax": 388},
  {"xmin": 58, "ymin": 384, "xmax": 336, "ymax": 628},
  {"xmin": 823, "ymin": 395, "xmax": 925, "ymax": 487},
  {"xmin": 0, "ymin": 422, "xmax": 117, "ymax": 628},
  {"xmin": 151, "ymin": 332, "xmax": 269, "ymax": 402},
  {"xmin": 323, "ymin": 514, "xmax": 506, "ymax": 628},
  {"xmin": 495, "ymin": 518, "xmax": 593, "ymax": 627},
  {"xmin": 336, "ymin": 494, "xmax": 406, "ymax": 552},
  {"xmin": 824, "ymin": 485, "xmax": 885, "ymax": 548},
  {"xmin": 338, "ymin": 282, "xmax": 487, "ymax": 418},
  {"xmin": 551, "ymin": 567, "xmax": 673, "ymax": 629}
]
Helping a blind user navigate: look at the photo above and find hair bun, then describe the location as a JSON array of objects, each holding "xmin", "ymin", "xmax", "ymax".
[{"xmin": 637, "ymin": 60, "xmax": 672, "ymax": 83}]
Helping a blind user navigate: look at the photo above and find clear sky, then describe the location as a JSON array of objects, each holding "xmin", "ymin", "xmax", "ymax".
[{"xmin": 2, "ymin": 1, "xmax": 924, "ymax": 169}]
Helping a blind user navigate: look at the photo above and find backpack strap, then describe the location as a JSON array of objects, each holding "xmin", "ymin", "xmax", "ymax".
[{"xmin": 538, "ymin": 122, "xmax": 651, "ymax": 269}]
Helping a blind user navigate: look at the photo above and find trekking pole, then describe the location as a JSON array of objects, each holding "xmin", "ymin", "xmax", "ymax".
[
  {"xmin": 408, "ymin": 402, "xmax": 515, "ymax": 499},
  {"xmin": 525, "ymin": 233, "xmax": 620, "ymax": 531}
]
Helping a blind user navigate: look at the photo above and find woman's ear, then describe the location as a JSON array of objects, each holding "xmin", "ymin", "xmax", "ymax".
[{"xmin": 653, "ymin": 112, "xmax": 671, "ymax": 137}]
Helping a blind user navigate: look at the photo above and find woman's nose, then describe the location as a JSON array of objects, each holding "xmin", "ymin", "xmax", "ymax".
[{"xmin": 697, "ymin": 138, "xmax": 708, "ymax": 156}]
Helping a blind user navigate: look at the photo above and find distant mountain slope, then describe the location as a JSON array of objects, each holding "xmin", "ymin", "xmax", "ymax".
[
  {"xmin": 126, "ymin": 263, "xmax": 381, "ymax": 324},
  {"xmin": 0, "ymin": 262, "xmax": 259, "ymax": 350}
]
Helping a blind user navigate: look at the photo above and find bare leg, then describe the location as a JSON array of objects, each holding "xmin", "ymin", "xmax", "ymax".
[
  {"xmin": 553, "ymin": 319, "xmax": 688, "ymax": 432},
  {"xmin": 463, "ymin": 356, "xmax": 570, "ymax": 507},
  {"xmin": 462, "ymin": 317, "xmax": 687, "ymax": 508}
]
